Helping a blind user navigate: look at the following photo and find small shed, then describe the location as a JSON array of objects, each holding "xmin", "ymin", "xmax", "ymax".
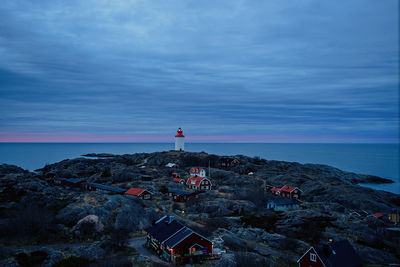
[
  {"xmin": 84, "ymin": 182, "xmax": 126, "ymax": 194},
  {"xmin": 172, "ymin": 172, "xmax": 181, "ymax": 179},
  {"xmin": 169, "ymin": 189, "xmax": 196, "ymax": 202},
  {"xmin": 45, "ymin": 170, "xmax": 58, "ymax": 179},
  {"xmin": 54, "ymin": 178, "xmax": 84, "ymax": 188},
  {"xmin": 173, "ymin": 178, "xmax": 185, "ymax": 185},
  {"xmin": 267, "ymin": 199, "xmax": 300, "ymax": 211},
  {"xmin": 125, "ymin": 187, "xmax": 153, "ymax": 200}
]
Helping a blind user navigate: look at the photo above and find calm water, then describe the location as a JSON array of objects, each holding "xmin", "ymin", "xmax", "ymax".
[{"xmin": 0, "ymin": 143, "xmax": 398, "ymax": 194}]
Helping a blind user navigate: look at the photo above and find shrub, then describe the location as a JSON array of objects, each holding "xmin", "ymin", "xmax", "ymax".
[
  {"xmin": 241, "ymin": 214, "xmax": 278, "ymax": 230},
  {"xmin": 15, "ymin": 251, "xmax": 48, "ymax": 267}
]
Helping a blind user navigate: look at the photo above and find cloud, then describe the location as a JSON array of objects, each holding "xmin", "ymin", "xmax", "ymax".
[{"xmin": 0, "ymin": 0, "xmax": 398, "ymax": 142}]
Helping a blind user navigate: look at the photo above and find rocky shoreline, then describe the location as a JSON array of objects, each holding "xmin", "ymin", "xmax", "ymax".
[{"xmin": 0, "ymin": 151, "xmax": 399, "ymax": 266}]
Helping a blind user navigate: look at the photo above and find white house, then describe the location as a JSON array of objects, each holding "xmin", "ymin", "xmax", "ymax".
[{"xmin": 189, "ymin": 167, "xmax": 206, "ymax": 178}]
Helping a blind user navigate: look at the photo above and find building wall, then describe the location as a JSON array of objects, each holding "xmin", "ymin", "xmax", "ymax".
[
  {"xmin": 173, "ymin": 233, "xmax": 213, "ymax": 256},
  {"xmin": 299, "ymin": 248, "xmax": 324, "ymax": 267}
]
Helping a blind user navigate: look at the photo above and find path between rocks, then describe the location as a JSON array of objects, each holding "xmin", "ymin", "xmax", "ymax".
[{"xmin": 128, "ymin": 236, "xmax": 171, "ymax": 266}]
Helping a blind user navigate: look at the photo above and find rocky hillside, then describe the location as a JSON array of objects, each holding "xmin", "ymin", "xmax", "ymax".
[{"xmin": 0, "ymin": 151, "xmax": 399, "ymax": 266}]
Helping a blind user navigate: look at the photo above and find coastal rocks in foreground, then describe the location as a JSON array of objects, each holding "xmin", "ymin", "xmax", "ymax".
[{"xmin": 0, "ymin": 150, "xmax": 399, "ymax": 266}]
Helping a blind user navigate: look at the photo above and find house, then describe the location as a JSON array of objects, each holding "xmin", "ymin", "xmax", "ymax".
[
  {"xmin": 232, "ymin": 166, "xmax": 253, "ymax": 175},
  {"xmin": 173, "ymin": 178, "xmax": 185, "ymax": 185},
  {"xmin": 146, "ymin": 215, "xmax": 213, "ymax": 264},
  {"xmin": 168, "ymin": 189, "xmax": 196, "ymax": 202},
  {"xmin": 268, "ymin": 185, "xmax": 302, "ymax": 199},
  {"xmin": 388, "ymin": 209, "xmax": 400, "ymax": 224},
  {"xmin": 297, "ymin": 239, "xmax": 363, "ymax": 267},
  {"xmin": 279, "ymin": 186, "xmax": 302, "ymax": 199},
  {"xmin": 172, "ymin": 172, "xmax": 181, "ymax": 179},
  {"xmin": 186, "ymin": 176, "xmax": 212, "ymax": 191},
  {"xmin": 55, "ymin": 178, "xmax": 84, "ymax": 188},
  {"xmin": 271, "ymin": 187, "xmax": 281, "ymax": 196},
  {"xmin": 166, "ymin": 163, "xmax": 178, "ymax": 168},
  {"xmin": 189, "ymin": 167, "xmax": 206, "ymax": 178},
  {"xmin": 218, "ymin": 158, "xmax": 240, "ymax": 169},
  {"xmin": 83, "ymin": 182, "xmax": 126, "ymax": 194},
  {"xmin": 125, "ymin": 187, "xmax": 153, "ymax": 200},
  {"xmin": 267, "ymin": 198, "xmax": 300, "ymax": 211},
  {"xmin": 45, "ymin": 170, "xmax": 58, "ymax": 179}
]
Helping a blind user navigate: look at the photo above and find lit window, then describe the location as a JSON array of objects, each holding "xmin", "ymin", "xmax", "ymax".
[{"xmin": 310, "ymin": 253, "xmax": 316, "ymax": 262}]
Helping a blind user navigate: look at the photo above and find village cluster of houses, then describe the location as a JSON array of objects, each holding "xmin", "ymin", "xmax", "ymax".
[{"xmin": 53, "ymin": 177, "xmax": 153, "ymax": 199}]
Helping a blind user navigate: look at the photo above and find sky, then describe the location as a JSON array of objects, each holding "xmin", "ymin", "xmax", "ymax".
[{"xmin": 0, "ymin": 0, "xmax": 399, "ymax": 143}]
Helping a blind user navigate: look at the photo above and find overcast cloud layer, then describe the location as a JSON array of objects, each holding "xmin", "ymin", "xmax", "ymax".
[{"xmin": 0, "ymin": 0, "xmax": 398, "ymax": 142}]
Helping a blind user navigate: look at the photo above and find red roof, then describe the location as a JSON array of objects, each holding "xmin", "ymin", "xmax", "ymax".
[
  {"xmin": 186, "ymin": 176, "xmax": 207, "ymax": 186},
  {"xmin": 271, "ymin": 187, "xmax": 281, "ymax": 192},
  {"xmin": 373, "ymin": 213, "xmax": 383, "ymax": 218},
  {"xmin": 189, "ymin": 167, "xmax": 203, "ymax": 174},
  {"xmin": 175, "ymin": 128, "xmax": 184, "ymax": 137},
  {"xmin": 125, "ymin": 188, "xmax": 149, "ymax": 196},
  {"xmin": 280, "ymin": 186, "xmax": 297, "ymax": 193},
  {"xmin": 173, "ymin": 178, "xmax": 183, "ymax": 182}
]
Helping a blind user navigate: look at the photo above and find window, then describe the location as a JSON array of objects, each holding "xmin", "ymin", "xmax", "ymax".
[{"xmin": 310, "ymin": 253, "xmax": 316, "ymax": 262}]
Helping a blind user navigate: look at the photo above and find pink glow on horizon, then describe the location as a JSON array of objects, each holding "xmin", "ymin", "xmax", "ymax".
[{"xmin": 0, "ymin": 132, "xmax": 393, "ymax": 143}]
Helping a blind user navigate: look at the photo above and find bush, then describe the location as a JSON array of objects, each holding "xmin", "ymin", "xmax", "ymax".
[
  {"xmin": 15, "ymin": 251, "xmax": 48, "ymax": 267},
  {"xmin": 3, "ymin": 201, "xmax": 55, "ymax": 244},
  {"xmin": 101, "ymin": 168, "xmax": 111, "ymax": 178},
  {"xmin": 241, "ymin": 214, "xmax": 278, "ymax": 230}
]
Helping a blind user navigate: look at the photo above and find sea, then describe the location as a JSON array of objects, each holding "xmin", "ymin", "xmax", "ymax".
[{"xmin": 0, "ymin": 143, "xmax": 398, "ymax": 194}]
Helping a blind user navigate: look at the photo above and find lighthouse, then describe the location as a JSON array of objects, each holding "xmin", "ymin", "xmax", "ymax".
[{"xmin": 175, "ymin": 128, "xmax": 185, "ymax": 151}]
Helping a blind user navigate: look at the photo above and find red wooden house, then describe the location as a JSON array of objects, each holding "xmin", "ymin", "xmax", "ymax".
[
  {"xmin": 173, "ymin": 178, "xmax": 185, "ymax": 185},
  {"xmin": 189, "ymin": 167, "xmax": 206, "ymax": 177},
  {"xmin": 186, "ymin": 176, "xmax": 212, "ymax": 191},
  {"xmin": 218, "ymin": 158, "xmax": 240, "ymax": 169},
  {"xmin": 125, "ymin": 187, "xmax": 153, "ymax": 200},
  {"xmin": 168, "ymin": 189, "xmax": 196, "ymax": 202},
  {"xmin": 269, "ymin": 185, "xmax": 302, "ymax": 199},
  {"xmin": 146, "ymin": 215, "xmax": 213, "ymax": 264},
  {"xmin": 297, "ymin": 239, "xmax": 362, "ymax": 267},
  {"xmin": 280, "ymin": 185, "xmax": 302, "ymax": 199},
  {"xmin": 172, "ymin": 172, "xmax": 181, "ymax": 179}
]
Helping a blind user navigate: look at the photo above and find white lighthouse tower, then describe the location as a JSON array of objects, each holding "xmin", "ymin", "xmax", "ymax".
[{"xmin": 174, "ymin": 128, "xmax": 185, "ymax": 151}]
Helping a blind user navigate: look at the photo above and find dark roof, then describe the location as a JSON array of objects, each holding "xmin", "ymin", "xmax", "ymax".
[
  {"xmin": 315, "ymin": 240, "xmax": 363, "ymax": 267},
  {"xmin": 164, "ymin": 227, "xmax": 193, "ymax": 248},
  {"xmin": 146, "ymin": 216, "xmax": 212, "ymax": 249},
  {"xmin": 65, "ymin": 178, "xmax": 84, "ymax": 184},
  {"xmin": 169, "ymin": 189, "xmax": 193, "ymax": 195},
  {"xmin": 154, "ymin": 220, "xmax": 186, "ymax": 243},
  {"xmin": 84, "ymin": 182, "xmax": 126, "ymax": 193},
  {"xmin": 268, "ymin": 198, "xmax": 300, "ymax": 205},
  {"xmin": 146, "ymin": 217, "xmax": 186, "ymax": 243}
]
